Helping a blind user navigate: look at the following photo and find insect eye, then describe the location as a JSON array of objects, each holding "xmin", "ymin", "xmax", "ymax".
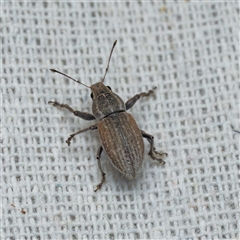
[
  {"xmin": 90, "ymin": 92, "xmax": 93, "ymax": 99},
  {"xmin": 107, "ymin": 86, "xmax": 112, "ymax": 90}
]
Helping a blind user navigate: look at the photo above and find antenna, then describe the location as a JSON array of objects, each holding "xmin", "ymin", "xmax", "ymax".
[
  {"xmin": 49, "ymin": 69, "xmax": 90, "ymax": 88},
  {"xmin": 101, "ymin": 40, "xmax": 117, "ymax": 83}
]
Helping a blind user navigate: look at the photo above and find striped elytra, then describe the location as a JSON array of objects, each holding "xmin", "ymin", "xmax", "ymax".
[{"xmin": 98, "ymin": 112, "xmax": 144, "ymax": 179}]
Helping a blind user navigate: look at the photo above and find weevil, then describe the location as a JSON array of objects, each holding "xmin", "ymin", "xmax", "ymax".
[{"xmin": 49, "ymin": 40, "xmax": 167, "ymax": 191}]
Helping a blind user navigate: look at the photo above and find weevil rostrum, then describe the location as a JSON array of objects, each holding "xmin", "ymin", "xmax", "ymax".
[{"xmin": 49, "ymin": 40, "xmax": 167, "ymax": 191}]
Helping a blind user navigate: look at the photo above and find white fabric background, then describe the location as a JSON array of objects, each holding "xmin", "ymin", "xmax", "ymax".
[{"xmin": 2, "ymin": 1, "xmax": 239, "ymax": 239}]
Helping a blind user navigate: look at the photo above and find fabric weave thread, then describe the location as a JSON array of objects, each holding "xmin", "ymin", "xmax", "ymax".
[{"xmin": 2, "ymin": 1, "xmax": 239, "ymax": 239}]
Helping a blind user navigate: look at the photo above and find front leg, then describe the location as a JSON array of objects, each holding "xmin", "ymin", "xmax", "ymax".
[
  {"xmin": 48, "ymin": 101, "xmax": 95, "ymax": 120},
  {"xmin": 142, "ymin": 130, "xmax": 167, "ymax": 164},
  {"xmin": 125, "ymin": 87, "xmax": 156, "ymax": 110}
]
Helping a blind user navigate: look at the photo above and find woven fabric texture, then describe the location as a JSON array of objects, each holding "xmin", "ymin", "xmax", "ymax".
[{"xmin": 2, "ymin": 1, "xmax": 239, "ymax": 239}]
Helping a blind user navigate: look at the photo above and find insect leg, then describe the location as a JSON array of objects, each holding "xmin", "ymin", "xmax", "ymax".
[
  {"xmin": 94, "ymin": 146, "xmax": 106, "ymax": 192},
  {"xmin": 141, "ymin": 130, "xmax": 167, "ymax": 164},
  {"xmin": 125, "ymin": 87, "xmax": 157, "ymax": 110},
  {"xmin": 48, "ymin": 101, "xmax": 95, "ymax": 120},
  {"xmin": 66, "ymin": 124, "xmax": 98, "ymax": 146}
]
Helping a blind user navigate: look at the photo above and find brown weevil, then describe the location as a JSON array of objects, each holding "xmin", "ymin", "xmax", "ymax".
[{"xmin": 49, "ymin": 40, "xmax": 167, "ymax": 191}]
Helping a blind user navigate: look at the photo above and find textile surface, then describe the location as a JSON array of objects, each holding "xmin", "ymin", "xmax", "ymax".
[{"xmin": 2, "ymin": 1, "xmax": 239, "ymax": 239}]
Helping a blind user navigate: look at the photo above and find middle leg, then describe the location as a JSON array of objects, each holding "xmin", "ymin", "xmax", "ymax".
[{"xmin": 66, "ymin": 124, "xmax": 98, "ymax": 146}]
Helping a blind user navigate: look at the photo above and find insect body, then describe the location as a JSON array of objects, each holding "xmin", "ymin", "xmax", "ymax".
[{"xmin": 49, "ymin": 40, "xmax": 167, "ymax": 191}]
